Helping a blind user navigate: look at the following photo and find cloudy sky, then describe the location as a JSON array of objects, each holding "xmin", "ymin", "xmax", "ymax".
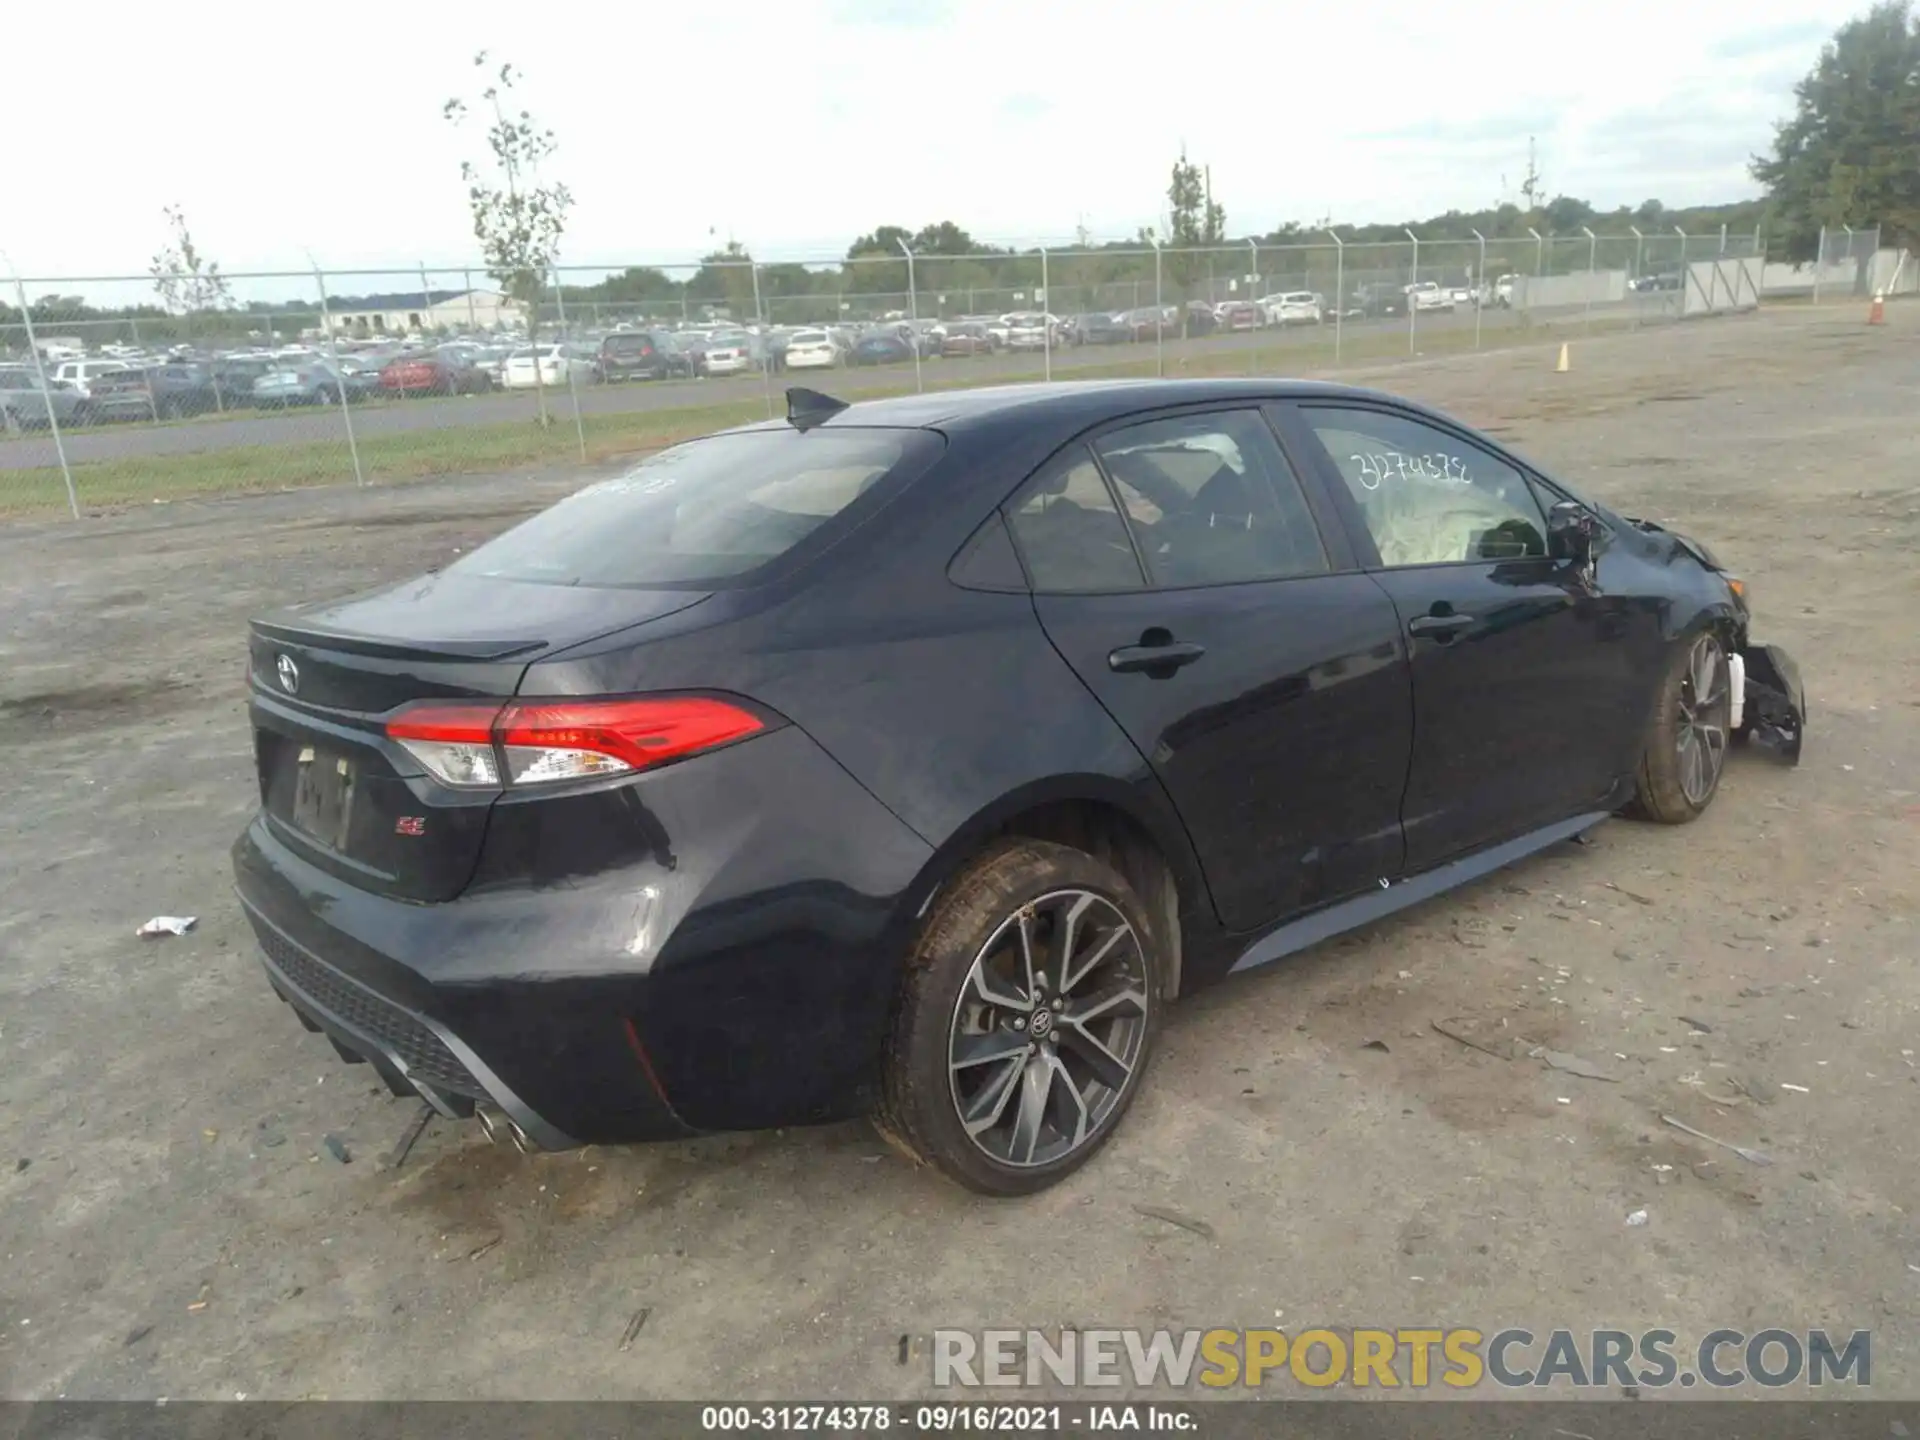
[{"xmin": 5, "ymin": 0, "xmax": 1852, "ymax": 290}]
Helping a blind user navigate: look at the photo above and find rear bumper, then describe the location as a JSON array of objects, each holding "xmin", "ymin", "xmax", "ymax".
[{"xmin": 230, "ymin": 724, "xmax": 934, "ymax": 1143}]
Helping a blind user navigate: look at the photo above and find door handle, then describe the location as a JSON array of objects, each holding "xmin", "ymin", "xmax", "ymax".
[
  {"xmin": 1407, "ymin": 613, "xmax": 1475, "ymax": 641},
  {"xmin": 1108, "ymin": 640, "xmax": 1207, "ymax": 674}
]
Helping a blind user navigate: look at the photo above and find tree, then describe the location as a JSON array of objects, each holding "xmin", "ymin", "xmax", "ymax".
[
  {"xmin": 1167, "ymin": 150, "xmax": 1226, "ymax": 249},
  {"xmin": 1752, "ymin": 1, "xmax": 1920, "ymax": 259},
  {"xmin": 1165, "ymin": 151, "xmax": 1226, "ymax": 296},
  {"xmin": 444, "ymin": 52, "xmax": 572, "ymax": 424},
  {"xmin": 149, "ymin": 206, "xmax": 233, "ymax": 317}
]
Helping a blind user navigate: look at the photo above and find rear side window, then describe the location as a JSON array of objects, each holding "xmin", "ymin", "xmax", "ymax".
[
  {"xmin": 450, "ymin": 428, "xmax": 943, "ymax": 589},
  {"xmin": 1005, "ymin": 449, "xmax": 1147, "ymax": 593}
]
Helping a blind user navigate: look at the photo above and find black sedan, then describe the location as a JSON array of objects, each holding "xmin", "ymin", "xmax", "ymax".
[
  {"xmin": 231, "ymin": 380, "xmax": 1805, "ymax": 1195},
  {"xmin": 850, "ymin": 329, "xmax": 915, "ymax": 366}
]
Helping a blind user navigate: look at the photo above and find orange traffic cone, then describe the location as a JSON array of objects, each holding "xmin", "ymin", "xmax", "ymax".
[{"xmin": 1868, "ymin": 291, "xmax": 1886, "ymax": 325}]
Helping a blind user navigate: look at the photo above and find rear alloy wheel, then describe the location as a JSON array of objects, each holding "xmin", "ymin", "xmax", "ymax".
[
  {"xmin": 1628, "ymin": 631, "xmax": 1732, "ymax": 823},
  {"xmin": 877, "ymin": 839, "xmax": 1162, "ymax": 1194}
]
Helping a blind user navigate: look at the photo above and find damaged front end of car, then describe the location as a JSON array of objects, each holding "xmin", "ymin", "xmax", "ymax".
[
  {"xmin": 1629, "ymin": 515, "xmax": 1806, "ymax": 764},
  {"xmin": 1733, "ymin": 641, "xmax": 1806, "ymax": 763}
]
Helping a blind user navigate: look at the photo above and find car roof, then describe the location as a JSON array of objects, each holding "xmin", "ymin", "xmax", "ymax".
[{"xmin": 777, "ymin": 378, "xmax": 1421, "ymax": 433}]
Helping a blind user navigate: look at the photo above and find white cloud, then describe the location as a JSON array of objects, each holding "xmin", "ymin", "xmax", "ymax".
[{"xmin": 3, "ymin": 0, "xmax": 1855, "ymax": 287}]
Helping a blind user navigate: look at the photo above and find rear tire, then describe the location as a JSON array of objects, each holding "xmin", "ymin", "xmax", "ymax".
[
  {"xmin": 1627, "ymin": 630, "xmax": 1732, "ymax": 824},
  {"xmin": 875, "ymin": 838, "xmax": 1163, "ymax": 1196}
]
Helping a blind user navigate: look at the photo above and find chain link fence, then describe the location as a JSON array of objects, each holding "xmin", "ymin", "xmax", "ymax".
[{"xmin": 0, "ymin": 224, "xmax": 1876, "ymax": 520}]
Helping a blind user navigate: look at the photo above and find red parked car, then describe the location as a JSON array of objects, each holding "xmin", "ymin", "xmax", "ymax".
[{"xmin": 378, "ymin": 349, "xmax": 494, "ymax": 397}]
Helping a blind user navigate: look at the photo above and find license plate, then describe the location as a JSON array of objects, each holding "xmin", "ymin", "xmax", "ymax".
[{"xmin": 292, "ymin": 746, "xmax": 357, "ymax": 849}]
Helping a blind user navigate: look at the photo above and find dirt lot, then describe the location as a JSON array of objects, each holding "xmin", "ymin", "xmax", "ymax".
[{"xmin": 1, "ymin": 305, "xmax": 1915, "ymax": 1401}]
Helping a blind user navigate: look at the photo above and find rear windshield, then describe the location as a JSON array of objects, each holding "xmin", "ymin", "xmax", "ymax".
[{"xmin": 450, "ymin": 427, "xmax": 945, "ymax": 588}]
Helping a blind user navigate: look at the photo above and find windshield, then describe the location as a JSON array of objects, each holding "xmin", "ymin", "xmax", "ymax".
[
  {"xmin": 790, "ymin": 331, "xmax": 829, "ymax": 345},
  {"xmin": 450, "ymin": 427, "xmax": 945, "ymax": 588}
]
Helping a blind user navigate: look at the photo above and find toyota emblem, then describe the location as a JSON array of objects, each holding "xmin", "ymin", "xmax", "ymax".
[{"xmin": 276, "ymin": 654, "xmax": 300, "ymax": 694}]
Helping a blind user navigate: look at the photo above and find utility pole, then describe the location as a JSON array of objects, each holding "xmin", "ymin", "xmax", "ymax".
[{"xmin": 1519, "ymin": 136, "xmax": 1544, "ymax": 220}]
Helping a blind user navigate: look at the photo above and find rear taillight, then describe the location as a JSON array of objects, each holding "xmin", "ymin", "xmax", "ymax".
[{"xmin": 385, "ymin": 696, "xmax": 766, "ymax": 789}]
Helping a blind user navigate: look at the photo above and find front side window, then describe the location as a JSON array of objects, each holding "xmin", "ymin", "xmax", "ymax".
[
  {"xmin": 1005, "ymin": 448, "xmax": 1147, "ymax": 593},
  {"xmin": 1091, "ymin": 410, "xmax": 1329, "ymax": 587},
  {"xmin": 1301, "ymin": 407, "xmax": 1547, "ymax": 567}
]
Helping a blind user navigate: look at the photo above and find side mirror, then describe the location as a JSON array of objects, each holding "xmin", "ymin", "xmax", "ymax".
[{"xmin": 1548, "ymin": 499, "xmax": 1609, "ymax": 564}]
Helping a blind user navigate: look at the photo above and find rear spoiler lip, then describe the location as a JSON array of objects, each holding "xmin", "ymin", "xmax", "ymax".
[{"xmin": 250, "ymin": 617, "xmax": 546, "ymax": 663}]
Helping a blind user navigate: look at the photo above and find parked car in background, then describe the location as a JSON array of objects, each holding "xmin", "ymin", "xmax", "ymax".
[
  {"xmin": 1491, "ymin": 274, "xmax": 1518, "ymax": 307},
  {"xmin": 1003, "ymin": 313, "xmax": 1050, "ymax": 351},
  {"xmin": 1354, "ymin": 283, "xmax": 1409, "ymax": 318},
  {"xmin": 379, "ymin": 349, "xmax": 495, "ymax": 397},
  {"xmin": 939, "ymin": 321, "xmax": 994, "ymax": 357},
  {"xmin": 0, "ymin": 366, "xmax": 88, "ymax": 430},
  {"xmin": 1213, "ymin": 301, "xmax": 1261, "ymax": 331},
  {"xmin": 1260, "ymin": 292, "xmax": 1324, "ymax": 326},
  {"xmin": 599, "ymin": 330, "xmax": 690, "ymax": 382},
  {"xmin": 211, "ymin": 356, "xmax": 279, "ymax": 404},
  {"xmin": 87, "ymin": 362, "xmax": 235, "ymax": 421},
  {"xmin": 784, "ymin": 329, "xmax": 840, "ymax": 370},
  {"xmin": 1180, "ymin": 302, "xmax": 1219, "ymax": 337},
  {"xmin": 851, "ymin": 329, "xmax": 915, "ymax": 366},
  {"xmin": 698, "ymin": 332, "xmax": 756, "ymax": 378},
  {"xmin": 1406, "ymin": 281, "xmax": 1455, "ymax": 313},
  {"xmin": 1070, "ymin": 312, "xmax": 1133, "ymax": 346},
  {"xmin": 50, "ymin": 359, "xmax": 128, "ymax": 398},
  {"xmin": 501, "ymin": 346, "xmax": 591, "ymax": 390},
  {"xmin": 1115, "ymin": 307, "xmax": 1171, "ymax": 342},
  {"xmin": 253, "ymin": 359, "xmax": 373, "ymax": 408}
]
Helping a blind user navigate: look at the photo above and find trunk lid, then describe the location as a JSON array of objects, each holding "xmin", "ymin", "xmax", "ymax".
[{"xmin": 247, "ymin": 573, "xmax": 711, "ymax": 901}]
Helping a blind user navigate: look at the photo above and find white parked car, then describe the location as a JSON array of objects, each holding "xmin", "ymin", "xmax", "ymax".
[
  {"xmin": 784, "ymin": 329, "xmax": 840, "ymax": 370},
  {"xmin": 700, "ymin": 333, "xmax": 755, "ymax": 377},
  {"xmin": 1492, "ymin": 274, "xmax": 1518, "ymax": 308},
  {"xmin": 1406, "ymin": 281, "xmax": 1455, "ymax": 313},
  {"xmin": 502, "ymin": 346, "xmax": 590, "ymax": 389},
  {"xmin": 50, "ymin": 359, "xmax": 129, "ymax": 398},
  {"xmin": 1259, "ymin": 292, "xmax": 1323, "ymax": 326},
  {"xmin": 1002, "ymin": 313, "xmax": 1050, "ymax": 351}
]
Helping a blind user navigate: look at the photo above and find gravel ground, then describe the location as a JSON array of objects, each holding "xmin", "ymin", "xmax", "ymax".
[{"xmin": 1, "ymin": 304, "xmax": 1915, "ymax": 1401}]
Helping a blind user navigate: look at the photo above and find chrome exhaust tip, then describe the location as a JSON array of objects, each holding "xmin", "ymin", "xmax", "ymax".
[
  {"xmin": 475, "ymin": 1103, "xmax": 540, "ymax": 1153},
  {"xmin": 475, "ymin": 1103, "xmax": 507, "ymax": 1147}
]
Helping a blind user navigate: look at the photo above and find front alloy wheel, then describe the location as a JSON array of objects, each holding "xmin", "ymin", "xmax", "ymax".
[
  {"xmin": 1675, "ymin": 633, "xmax": 1729, "ymax": 806},
  {"xmin": 1629, "ymin": 630, "xmax": 1733, "ymax": 823},
  {"xmin": 878, "ymin": 839, "xmax": 1163, "ymax": 1194}
]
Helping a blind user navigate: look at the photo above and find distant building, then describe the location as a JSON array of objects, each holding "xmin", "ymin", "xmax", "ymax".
[{"xmin": 324, "ymin": 288, "xmax": 525, "ymax": 336}]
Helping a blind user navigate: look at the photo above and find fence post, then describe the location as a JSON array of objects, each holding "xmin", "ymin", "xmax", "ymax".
[
  {"xmin": 1675, "ymin": 226, "xmax": 1688, "ymax": 314},
  {"xmin": 1247, "ymin": 238, "xmax": 1259, "ymax": 375},
  {"xmin": 1327, "ymin": 229, "xmax": 1344, "ymax": 363},
  {"xmin": 1404, "ymin": 228, "xmax": 1419, "ymax": 354},
  {"xmin": 1040, "ymin": 245, "xmax": 1051, "ymax": 383},
  {"xmin": 419, "ymin": 261, "xmax": 433, "ymax": 336},
  {"xmin": 1152, "ymin": 238, "xmax": 1164, "ymax": 377},
  {"xmin": 549, "ymin": 269, "xmax": 587, "ymax": 463},
  {"xmin": 309, "ymin": 259, "xmax": 365, "ymax": 488},
  {"xmin": 463, "ymin": 270, "xmax": 478, "ymax": 331},
  {"xmin": 1470, "ymin": 229, "xmax": 1486, "ymax": 350},
  {"xmin": 750, "ymin": 256, "xmax": 772, "ymax": 420},
  {"xmin": 1581, "ymin": 226, "xmax": 1597, "ymax": 332},
  {"xmin": 896, "ymin": 239, "xmax": 923, "ymax": 394},
  {"xmin": 1842, "ymin": 225, "xmax": 1855, "ymax": 298},
  {"xmin": 1813, "ymin": 225, "xmax": 1826, "ymax": 306},
  {"xmin": 9, "ymin": 269, "xmax": 79, "ymax": 517}
]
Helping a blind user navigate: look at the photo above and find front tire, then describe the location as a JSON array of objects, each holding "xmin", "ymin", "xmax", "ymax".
[
  {"xmin": 876, "ymin": 839, "xmax": 1163, "ymax": 1195},
  {"xmin": 1627, "ymin": 630, "xmax": 1732, "ymax": 823}
]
